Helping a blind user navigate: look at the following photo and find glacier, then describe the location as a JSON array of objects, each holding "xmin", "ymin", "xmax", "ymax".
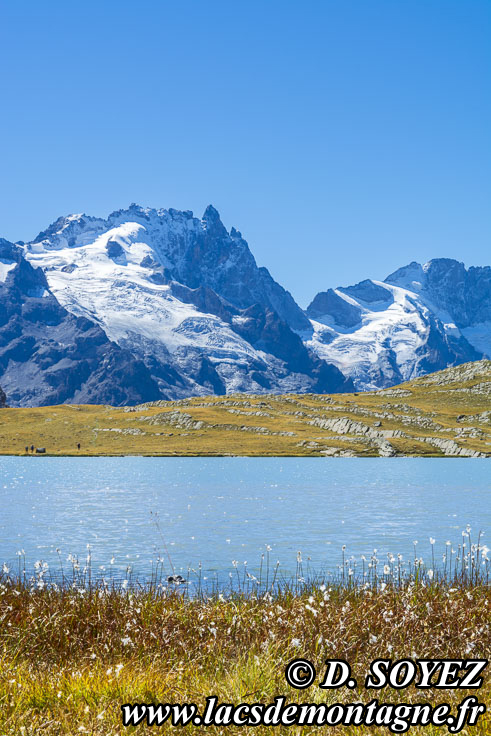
[{"xmin": 305, "ymin": 262, "xmax": 488, "ymax": 390}]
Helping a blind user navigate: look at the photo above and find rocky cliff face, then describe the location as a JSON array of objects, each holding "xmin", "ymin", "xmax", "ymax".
[
  {"xmin": 0, "ymin": 240, "xmax": 162, "ymax": 406},
  {"xmin": 386, "ymin": 260, "xmax": 491, "ymax": 326},
  {"xmin": 385, "ymin": 259, "xmax": 491, "ymax": 356}
]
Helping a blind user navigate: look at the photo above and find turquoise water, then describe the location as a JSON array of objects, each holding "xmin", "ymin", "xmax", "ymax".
[{"xmin": 1, "ymin": 457, "xmax": 489, "ymax": 584}]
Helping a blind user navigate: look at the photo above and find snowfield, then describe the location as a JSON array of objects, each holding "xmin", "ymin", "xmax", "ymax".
[{"xmin": 305, "ymin": 282, "xmax": 447, "ymax": 390}]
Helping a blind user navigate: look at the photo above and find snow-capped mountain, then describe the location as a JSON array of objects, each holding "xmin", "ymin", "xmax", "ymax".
[
  {"xmin": 305, "ymin": 260, "xmax": 489, "ymax": 390},
  {"xmin": 11, "ymin": 205, "xmax": 351, "ymax": 405},
  {"xmin": 2, "ymin": 202, "xmax": 489, "ymax": 406},
  {"xmin": 30, "ymin": 204, "xmax": 309, "ymax": 331}
]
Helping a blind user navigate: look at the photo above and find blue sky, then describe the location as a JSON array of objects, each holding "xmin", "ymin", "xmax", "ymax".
[{"xmin": 1, "ymin": 0, "xmax": 489, "ymax": 306}]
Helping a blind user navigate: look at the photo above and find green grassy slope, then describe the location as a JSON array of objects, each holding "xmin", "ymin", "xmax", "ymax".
[{"xmin": 1, "ymin": 360, "xmax": 490, "ymax": 457}]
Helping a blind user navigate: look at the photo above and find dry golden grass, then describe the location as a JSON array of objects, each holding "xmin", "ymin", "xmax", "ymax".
[
  {"xmin": 1, "ymin": 577, "xmax": 490, "ymax": 735},
  {"xmin": 0, "ymin": 361, "xmax": 490, "ymax": 458}
]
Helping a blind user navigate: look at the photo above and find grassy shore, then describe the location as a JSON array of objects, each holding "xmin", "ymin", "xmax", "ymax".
[
  {"xmin": 1, "ymin": 575, "xmax": 490, "ymax": 735},
  {"xmin": 0, "ymin": 360, "xmax": 490, "ymax": 457}
]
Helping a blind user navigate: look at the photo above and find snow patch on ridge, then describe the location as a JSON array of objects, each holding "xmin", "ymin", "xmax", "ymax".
[{"xmin": 0, "ymin": 260, "xmax": 16, "ymax": 283}]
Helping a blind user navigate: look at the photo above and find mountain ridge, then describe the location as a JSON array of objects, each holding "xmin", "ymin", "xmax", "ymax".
[
  {"xmin": 306, "ymin": 257, "xmax": 488, "ymax": 390},
  {"xmin": 2, "ymin": 206, "xmax": 354, "ymax": 405},
  {"xmin": 0, "ymin": 204, "xmax": 488, "ymax": 406},
  {"xmin": 0, "ymin": 359, "xmax": 488, "ymax": 457}
]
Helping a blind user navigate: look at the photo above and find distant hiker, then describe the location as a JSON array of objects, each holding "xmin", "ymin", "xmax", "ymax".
[
  {"xmin": 25, "ymin": 446, "xmax": 28, "ymax": 453},
  {"xmin": 77, "ymin": 443, "xmax": 81, "ymax": 450},
  {"xmin": 30, "ymin": 445, "xmax": 34, "ymax": 453}
]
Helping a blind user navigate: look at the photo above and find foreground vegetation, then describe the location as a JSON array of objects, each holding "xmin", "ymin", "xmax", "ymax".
[
  {"xmin": 1, "ymin": 360, "xmax": 490, "ymax": 457},
  {"xmin": 0, "ymin": 571, "xmax": 490, "ymax": 735}
]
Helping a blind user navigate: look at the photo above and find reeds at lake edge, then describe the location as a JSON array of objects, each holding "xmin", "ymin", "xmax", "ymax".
[{"xmin": 0, "ymin": 537, "xmax": 490, "ymax": 735}]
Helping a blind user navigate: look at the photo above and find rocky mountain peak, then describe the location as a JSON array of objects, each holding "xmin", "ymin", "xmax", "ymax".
[
  {"xmin": 201, "ymin": 204, "xmax": 228, "ymax": 238},
  {"xmin": 386, "ymin": 258, "xmax": 491, "ymax": 331},
  {"xmin": 202, "ymin": 204, "xmax": 220, "ymax": 223}
]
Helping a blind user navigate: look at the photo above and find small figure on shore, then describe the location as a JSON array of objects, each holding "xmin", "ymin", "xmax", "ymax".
[
  {"xmin": 77, "ymin": 442, "xmax": 81, "ymax": 451},
  {"xmin": 25, "ymin": 446, "xmax": 28, "ymax": 453},
  {"xmin": 30, "ymin": 444, "xmax": 34, "ymax": 453}
]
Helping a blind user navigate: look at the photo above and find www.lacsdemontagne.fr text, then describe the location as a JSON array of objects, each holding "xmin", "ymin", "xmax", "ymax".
[
  {"xmin": 121, "ymin": 695, "xmax": 486, "ymax": 732},
  {"xmin": 121, "ymin": 658, "xmax": 488, "ymax": 732}
]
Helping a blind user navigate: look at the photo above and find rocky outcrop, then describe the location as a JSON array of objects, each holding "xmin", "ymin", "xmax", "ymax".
[
  {"xmin": 416, "ymin": 436, "xmax": 485, "ymax": 458},
  {"xmin": 306, "ymin": 289, "xmax": 361, "ymax": 328},
  {"xmin": 308, "ymin": 415, "xmax": 404, "ymax": 439},
  {"xmin": 231, "ymin": 304, "xmax": 353, "ymax": 394}
]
